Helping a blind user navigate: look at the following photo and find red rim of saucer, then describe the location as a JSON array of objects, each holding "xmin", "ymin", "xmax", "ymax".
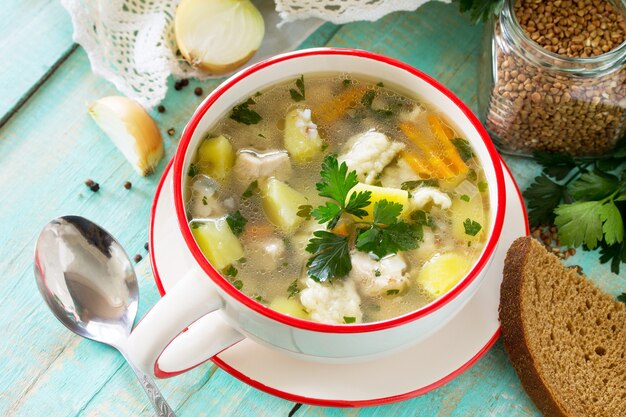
[
  {"xmin": 148, "ymin": 157, "xmax": 529, "ymax": 407},
  {"xmin": 171, "ymin": 47, "xmax": 508, "ymax": 334}
]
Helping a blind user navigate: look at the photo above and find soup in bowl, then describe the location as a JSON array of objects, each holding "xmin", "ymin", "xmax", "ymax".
[{"xmin": 127, "ymin": 48, "xmax": 505, "ymax": 378}]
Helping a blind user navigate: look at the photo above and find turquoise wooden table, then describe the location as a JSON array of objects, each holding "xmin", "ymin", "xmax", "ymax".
[{"xmin": 2, "ymin": 2, "xmax": 624, "ymax": 416}]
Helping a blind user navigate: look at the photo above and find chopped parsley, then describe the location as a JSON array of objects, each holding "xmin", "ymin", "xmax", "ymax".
[
  {"xmin": 410, "ymin": 210, "xmax": 434, "ymax": 228},
  {"xmin": 254, "ymin": 294, "xmax": 267, "ymax": 304},
  {"xmin": 467, "ymin": 169, "xmax": 478, "ymax": 182},
  {"xmin": 478, "ymin": 182, "xmax": 488, "ymax": 192},
  {"xmin": 202, "ymin": 196, "xmax": 208, "ymax": 205},
  {"xmin": 617, "ymin": 292, "xmax": 626, "ymax": 305},
  {"xmin": 223, "ymin": 265, "xmax": 238, "ymax": 277},
  {"xmin": 460, "ymin": 194, "xmax": 470, "ymax": 202},
  {"xmin": 343, "ymin": 316, "xmax": 356, "ymax": 324},
  {"xmin": 376, "ymin": 82, "xmax": 385, "ymax": 87},
  {"xmin": 258, "ymin": 133, "xmax": 266, "ymax": 139},
  {"xmin": 451, "ymin": 138, "xmax": 474, "ymax": 162},
  {"xmin": 226, "ymin": 211, "xmax": 247, "ymax": 237},
  {"xmin": 287, "ymin": 279, "xmax": 301, "ymax": 299},
  {"xmin": 342, "ymin": 79, "xmax": 353, "ymax": 87},
  {"xmin": 463, "ymin": 218, "xmax": 482, "ymax": 236},
  {"xmin": 296, "ymin": 204, "xmax": 313, "ymax": 220},
  {"xmin": 289, "ymin": 75, "xmax": 305, "ymax": 102},
  {"xmin": 232, "ymin": 279, "xmax": 243, "ymax": 290},
  {"xmin": 386, "ymin": 289, "xmax": 400, "ymax": 295},
  {"xmin": 401, "ymin": 179, "xmax": 439, "ymax": 190},
  {"xmin": 361, "ymin": 90, "xmax": 376, "ymax": 107},
  {"xmin": 242, "ymin": 180, "xmax": 259, "ymax": 199},
  {"xmin": 230, "ymin": 98, "xmax": 262, "ymax": 125},
  {"xmin": 374, "ymin": 269, "xmax": 381, "ymax": 277},
  {"xmin": 188, "ymin": 163, "xmax": 199, "ymax": 177}
]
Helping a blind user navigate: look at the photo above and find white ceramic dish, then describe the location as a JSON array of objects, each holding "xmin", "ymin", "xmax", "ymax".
[{"xmin": 148, "ymin": 158, "xmax": 528, "ymax": 407}]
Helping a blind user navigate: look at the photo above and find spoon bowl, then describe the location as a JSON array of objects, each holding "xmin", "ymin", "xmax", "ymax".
[{"xmin": 34, "ymin": 215, "xmax": 176, "ymax": 417}]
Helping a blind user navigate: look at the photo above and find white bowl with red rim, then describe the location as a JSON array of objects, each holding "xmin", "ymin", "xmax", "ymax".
[{"xmin": 127, "ymin": 48, "xmax": 506, "ymax": 379}]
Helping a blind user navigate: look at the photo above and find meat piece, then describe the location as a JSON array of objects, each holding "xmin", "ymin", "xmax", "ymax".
[
  {"xmin": 233, "ymin": 149, "xmax": 292, "ymax": 184},
  {"xmin": 299, "ymin": 278, "xmax": 362, "ymax": 324},
  {"xmin": 188, "ymin": 175, "xmax": 226, "ymax": 218},
  {"xmin": 410, "ymin": 187, "xmax": 452, "ymax": 210},
  {"xmin": 349, "ymin": 252, "xmax": 410, "ymax": 297},
  {"xmin": 245, "ymin": 235, "xmax": 286, "ymax": 272},
  {"xmin": 338, "ymin": 131, "xmax": 405, "ymax": 184}
]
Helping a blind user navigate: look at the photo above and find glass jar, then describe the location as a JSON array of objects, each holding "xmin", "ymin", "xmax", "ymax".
[{"xmin": 478, "ymin": 0, "xmax": 626, "ymax": 157}]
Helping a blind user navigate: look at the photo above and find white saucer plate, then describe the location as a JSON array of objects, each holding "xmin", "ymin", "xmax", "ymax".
[{"xmin": 148, "ymin": 159, "xmax": 528, "ymax": 407}]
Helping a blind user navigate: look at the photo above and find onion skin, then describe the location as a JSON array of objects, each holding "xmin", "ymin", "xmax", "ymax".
[
  {"xmin": 175, "ymin": 0, "xmax": 265, "ymax": 75},
  {"xmin": 88, "ymin": 96, "xmax": 164, "ymax": 176}
]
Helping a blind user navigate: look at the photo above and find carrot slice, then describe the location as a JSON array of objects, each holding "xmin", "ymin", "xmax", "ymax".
[
  {"xmin": 314, "ymin": 86, "xmax": 368, "ymax": 126},
  {"xmin": 399, "ymin": 151, "xmax": 431, "ymax": 178},
  {"xmin": 427, "ymin": 115, "xmax": 468, "ymax": 175},
  {"xmin": 398, "ymin": 121, "xmax": 455, "ymax": 179}
]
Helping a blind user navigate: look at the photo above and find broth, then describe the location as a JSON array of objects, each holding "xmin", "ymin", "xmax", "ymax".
[{"xmin": 185, "ymin": 75, "xmax": 490, "ymax": 324}]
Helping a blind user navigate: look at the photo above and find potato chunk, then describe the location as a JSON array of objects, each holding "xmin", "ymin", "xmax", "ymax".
[
  {"xmin": 269, "ymin": 296, "xmax": 309, "ymax": 320},
  {"xmin": 197, "ymin": 135, "xmax": 235, "ymax": 180},
  {"xmin": 260, "ymin": 178, "xmax": 308, "ymax": 234},
  {"xmin": 451, "ymin": 194, "xmax": 485, "ymax": 242},
  {"xmin": 190, "ymin": 217, "xmax": 244, "ymax": 271},
  {"xmin": 346, "ymin": 182, "xmax": 410, "ymax": 222},
  {"xmin": 284, "ymin": 108, "xmax": 323, "ymax": 163},
  {"xmin": 415, "ymin": 252, "xmax": 473, "ymax": 298}
]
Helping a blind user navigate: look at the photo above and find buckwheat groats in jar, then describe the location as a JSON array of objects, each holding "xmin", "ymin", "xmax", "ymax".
[{"xmin": 480, "ymin": 0, "xmax": 626, "ymax": 157}]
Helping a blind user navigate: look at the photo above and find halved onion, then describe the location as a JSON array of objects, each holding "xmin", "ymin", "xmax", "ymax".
[
  {"xmin": 175, "ymin": 0, "xmax": 265, "ymax": 75},
  {"xmin": 88, "ymin": 96, "xmax": 164, "ymax": 176}
]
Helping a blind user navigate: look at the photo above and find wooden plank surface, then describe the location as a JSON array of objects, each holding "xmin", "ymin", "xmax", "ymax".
[
  {"xmin": 0, "ymin": 0, "xmax": 75, "ymax": 126},
  {"xmin": 0, "ymin": 2, "xmax": 623, "ymax": 417}
]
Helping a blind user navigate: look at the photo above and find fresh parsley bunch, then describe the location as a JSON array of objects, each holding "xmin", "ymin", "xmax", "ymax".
[
  {"xmin": 523, "ymin": 144, "xmax": 626, "ymax": 274},
  {"xmin": 453, "ymin": 0, "xmax": 504, "ymax": 23},
  {"xmin": 303, "ymin": 155, "xmax": 424, "ymax": 282}
]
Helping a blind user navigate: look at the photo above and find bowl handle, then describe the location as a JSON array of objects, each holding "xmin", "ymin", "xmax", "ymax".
[{"xmin": 126, "ymin": 269, "xmax": 244, "ymax": 378}]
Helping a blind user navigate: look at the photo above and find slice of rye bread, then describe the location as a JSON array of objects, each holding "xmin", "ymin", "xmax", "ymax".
[{"xmin": 499, "ymin": 237, "xmax": 626, "ymax": 417}]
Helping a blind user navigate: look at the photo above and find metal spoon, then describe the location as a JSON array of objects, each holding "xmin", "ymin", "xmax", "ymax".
[{"xmin": 34, "ymin": 215, "xmax": 176, "ymax": 417}]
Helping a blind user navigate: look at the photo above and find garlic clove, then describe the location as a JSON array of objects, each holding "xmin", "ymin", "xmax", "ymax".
[
  {"xmin": 175, "ymin": 0, "xmax": 265, "ymax": 75},
  {"xmin": 88, "ymin": 96, "xmax": 164, "ymax": 176}
]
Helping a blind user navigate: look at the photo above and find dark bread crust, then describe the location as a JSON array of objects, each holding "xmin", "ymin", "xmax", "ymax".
[{"xmin": 499, "ymin": 237, "xmax": 569, "ymax": 417}]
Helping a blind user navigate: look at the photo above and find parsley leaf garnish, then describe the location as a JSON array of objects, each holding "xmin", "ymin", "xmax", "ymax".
[
  {"xmin": 310, "ymin": 155, "xmax": 371, "ymax": 229},
  {"xmin": 230, "ymin": 98, "xmax": 262, "ymax": 125},
  {"xmin": 533, "ymin": 151, "xmax": 578, "ymax": 181},
  {"xmin": 569, "ymin": 170, "xmax": 619, "ymax": 201},
  {"xmin": 305, "ymin": 231, "xmax": 351, "ymax": 282},
  {"xmin": 289, "ymin": 75, "xmax": 305, "ymax": 102},
  {"xmin": 401, "ymin": 179, "xmax": 439, "ymax": 190},
  {"xmin": 343, "ymin": 316, "xmax": 356, "ymax": 324},
  {"xmin": 453, "ymin": 0, "xmax": 504, "ymax": 23},
  {"xmin": 226, "ymin": 211, "xmax": 247, "ymax": 237},
  {"xmin": 463, "ymin": 218, "xmax": 482, "ymax": 236},
  {"xmin": 361, "ymin": 90, "xmax": 376, "ymax": 107},
  {"xmin": 451, "ymin": 138, "xmax": 474, "ymax": 162}
]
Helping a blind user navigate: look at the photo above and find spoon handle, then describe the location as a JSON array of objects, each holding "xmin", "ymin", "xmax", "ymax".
[{"xmin": 120, "ymin": 350, "xmax": 178, "ymax": 417}]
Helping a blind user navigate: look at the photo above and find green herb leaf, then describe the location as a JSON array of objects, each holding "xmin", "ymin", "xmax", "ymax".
[
  {"xmin": 569, "ymin": 170, "xmax": 620, "ymax": 201},
  {"xmin": 297, "ymin": 204, "xmax": 313, "ymax": 220},
  {"xmin": 372, "ymin": 199, "xmax": 403, "ymax": 225},
  {"xmin": 599, "ymin": 240, "xmax": 626, "ymax": 275},
  {"xmin": 451, "ymin": 138, "xmax": 474, "ymax": 162},
  {"xmin": 453, "ymin": 0, "xmax": 504, "ymax": 23},
  {"xmin": 463, "ymin": 218, "xmax": 482, "ymax": 236},
  {"xmin": 555, "ymin": 201, "xmax": 604, "ymax": 249},
  {"xmin": 311, "ymin": 202, "xmax": 342, "ymax": 228},
  {"xmin": 401, "ymin": 179, "xmax": 439, "ymax": 190},
  {"xmin": 230, "ymin": 100, "xmax": 262, "ymax": 125},
  {"xmin": 410, "ymin": 210, "xmax": 434, "ymax": 227},
  {"xmin": 460, "ymin": 194, "xmax": 470, "ymax": 202},
  {"xmin": 305, "ymin": 231, "xmax": 351, "ymax": 281},
  {"xmin": 342, "ymin": 79, "xmax": 352, "ymax": 87},
  {"xmin": 533, "ymin": 151, "xmax": 578, "ymax": 181},
  {"xmin": 345, "ymin": 191, "xmax": 372, "ymax": 219},
  {"xmin": 188, "ymin": 163, "xmax": 199, "ymax": 177},
  {"xmin": 376, "ymin": 82, "xmax": 385, "ymax": 87},
  {"xmin": 226, "ymin": 211, "xmax": 247, "ymax": 237},
  {"xmin": 223, "ymin": 265, "xmax": 238, "ymax": 278},
  {"xmin": 361, "ymin": 90, "xmax": 376, "ymax": 107},
  {"xmin": 617, "ymin": 292, "xmax": 626, "ymax": 305},
  {"xmin": 242, "ymin": 180, "xmax": 258, "ymax": 199},
  {"xmin": 317, "ymin": 155, "xmax": 359, "ymax": 203},
  {"xmin": 386, "ymin": 289, "xmax": 400, "ymax": 295},
  {"xmin": 287, "ymin": 279, "xmax": 300, "ymax": 299},
  {"xmin": 598, "ymin": 202, "xmax": 624, "ymax": 245},
  {"xmin": 523, "ymin": 175, "xmax": 567, "ymax": 226},
  {"xmin": 343, "ymin": 316, "xmax": 356, "ymax": 324},
  {"xmin": 202, "ymin": 196, "xmax": 208, "ymax": 205},
  {"xmin": 289, "ymin": 75, "xmax": 305, "ymax": 102},
  {"xmin": 478, "ymin": 182, "xmax": 488, "ymax": 192},
  {"xmin": 233, "ymin": 279, "xmax": 243, "ymax": 290}
]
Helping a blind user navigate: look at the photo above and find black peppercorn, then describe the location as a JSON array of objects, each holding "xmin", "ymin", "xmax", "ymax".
[
  {"xmin": 194, "ymin": 87, "xmax": 203, "ymax": 96},
  {"xmin": 144, "ymin": 242, "xmax": 149, "ymax": 251},
  {"xmin": 167, "ymin": 128, "xmax": 175, "ymax": 136},
  {"xmin": 89, "ymin": 183, "xmax": 100, "ymax": 192},
  {"xmin": 174, "ymin": 81, "xmax": 182, "ymax": 91},
  {"xmin": 157, "ymin": 105, "xmax": 165, "ymax": 113},
  {"xmin": 124, "ymin": 181, "xmax": 132, "ymax": 190},
  {"xmin": 181, "ymin": 78, "xmax": 189, "ymax": 87},
  {"xmin": 133, "ymin": 254, "xmax": 142, "ymax": 263}
]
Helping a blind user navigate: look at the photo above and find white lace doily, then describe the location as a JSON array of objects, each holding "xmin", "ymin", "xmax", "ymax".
[{"xmin": 60, "ymin": 0, "xmax": 443, "ymax": 108}]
